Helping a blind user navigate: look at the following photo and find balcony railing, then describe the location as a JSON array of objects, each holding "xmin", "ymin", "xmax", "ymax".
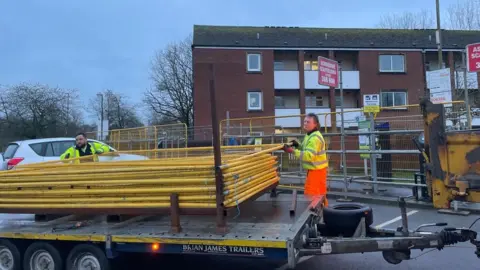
[
  {"xmin": 304, "ymin": 71, "xmax": 360, "ymax": 89},
  {"xmin": 275, "ymin": 108, "xmax": 363, "ymax": 128},
  {"xmin": 274, "ymin": 109, "xmax": 301, "ymax": 127},
  {"xmin": 274, "ymin": 71, "xmax": 300, "ymax": 89}
]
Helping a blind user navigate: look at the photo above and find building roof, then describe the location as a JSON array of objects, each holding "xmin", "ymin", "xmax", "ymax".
[{"xmin": 192, "ymin": 25, "xmax": 480, "ymax": 50}]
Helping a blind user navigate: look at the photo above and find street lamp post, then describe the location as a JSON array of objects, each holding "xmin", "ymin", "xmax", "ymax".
[{"xmin": 97, "ymin": 93, "xmax": 104, "ymax": 140}]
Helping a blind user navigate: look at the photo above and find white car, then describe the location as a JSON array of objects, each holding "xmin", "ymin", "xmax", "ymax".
[
  {"xmin": 1, "ymin": 137, "xmax": 148, "ymax": 170},
  {"xmin": 0, "ymin": 152, "xmax": 6, "ymax": 170}
]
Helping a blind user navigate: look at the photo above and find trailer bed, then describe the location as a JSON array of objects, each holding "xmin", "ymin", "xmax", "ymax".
[
  {"xmin": 0, "ymin": 193, "xmax": 319, "ymax": 262},
  {"xmin": 1, "ymin": 192, "xmax": 479, "ymax": 270}
]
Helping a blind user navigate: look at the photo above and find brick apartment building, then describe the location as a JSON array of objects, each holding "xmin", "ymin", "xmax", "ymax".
[{"xmin": 192, "ymin": 25, "xmax": 480, "ymax": 137}]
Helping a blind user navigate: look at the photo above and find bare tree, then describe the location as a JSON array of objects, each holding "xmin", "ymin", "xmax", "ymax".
[
  {"xmin": 376, "ymin": 3, "xmax": 480, "ymax": 129},
  {"xmin": 376, "ymin": 9, "xmax": 435, "ymax": 29},
  {"xmin": 0, "ymin": 83, "xmax": 83, "ymax": 140},
  {"xmin": 143, "ymin": 108, "xmax": 178, "ymax": 126},
  {"xmin": 446, "ymin": 0, "xmax": 480, "ymax": 30},
  {"xmin": 89, "ymin": 89, "xmax": 143, "ymax": 130},
  {"xmin": 144, "ymin": 35, "xmax": 193, "ymax": 126},
  {"xmin": 453, "ymin": 71, "xmax": 479, "ymax": 99},
  {"xmin": 377, "ymin": 1, "xmax": 480, "ymax": 30}
]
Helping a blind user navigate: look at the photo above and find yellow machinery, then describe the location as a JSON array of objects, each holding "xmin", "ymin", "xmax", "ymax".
[{"xmin": 421, "ymin": 98, "xmax": 480, "ymax": 209}]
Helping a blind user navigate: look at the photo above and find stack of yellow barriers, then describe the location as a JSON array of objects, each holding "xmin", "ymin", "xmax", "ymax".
[{"xmin": 0, "ymin": 144, "xmax": 282, "ymax": 213}]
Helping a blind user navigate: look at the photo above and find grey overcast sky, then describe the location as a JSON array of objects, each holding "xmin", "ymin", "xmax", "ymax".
[{"xmin": 0, "ymin": 0, "xmax": 458, "ymax": 107}]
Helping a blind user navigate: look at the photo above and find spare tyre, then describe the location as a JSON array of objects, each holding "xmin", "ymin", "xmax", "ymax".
[{"xmin": 323, "ymin": 203, "xmax": 373, "ymax": 237}]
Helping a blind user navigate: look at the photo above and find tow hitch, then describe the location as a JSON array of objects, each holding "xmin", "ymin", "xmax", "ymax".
[{"xmin": 296, "ymin": 196, "xmax": 480, "ymax": 266}]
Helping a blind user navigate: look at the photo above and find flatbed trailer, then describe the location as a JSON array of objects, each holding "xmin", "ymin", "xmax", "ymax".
[
  {"xmin": 1, "ymin": 69, "xmax": 479, "ymax": 270},
  {"xmin": 0, "ymin": 192, "xmax": 479, "ymax": 270}
]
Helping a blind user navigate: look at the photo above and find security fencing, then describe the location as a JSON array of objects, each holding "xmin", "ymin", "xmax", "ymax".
[
  {"xmin": 79, "ymin": 101, "xmax": 477, "ymax": 198},
  {"xmin": 218, "ymin": 101, "xmax": 479, "ymax": 198},
  {"xmin": 85, "ymin": 123, "xmax": 187, "ymax": 151}
]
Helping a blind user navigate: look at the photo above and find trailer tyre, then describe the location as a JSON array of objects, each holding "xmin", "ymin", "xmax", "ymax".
[
  {"xmin": 66, "ymin": 244, "xmax": 110, "ymax": 270},
  {"xmin": 323, "ymin": 203, "xmax": 373, "ymax": 237},
  {"xmin": 23, "ymin": 242, "xmax": 63, "ymax": 270},
  {"xmin": 0, "ymin": 239, "xmax": 21, "ymax": 270}
]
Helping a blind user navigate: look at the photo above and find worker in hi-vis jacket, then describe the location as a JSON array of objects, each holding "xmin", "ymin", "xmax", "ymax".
[
  {"xmin": 60, "ymin": 132, "xmax": 110, "ymax": 163},
  {"xmin": 283, "ymin": 113, "xmax": 329, "ymax": 206}
]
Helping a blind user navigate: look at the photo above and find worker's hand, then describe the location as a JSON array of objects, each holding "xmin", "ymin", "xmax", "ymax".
[
  {"xmin": 64, "ymin": 153, "xmax": 70, "ymax": 159},
  {"xmin": 283, "ymin": 144, "xmax": 294, "ymax": 154},
  {"xmin": 290, "ymin": 140, "xmax": 299, "ymax": 148}
]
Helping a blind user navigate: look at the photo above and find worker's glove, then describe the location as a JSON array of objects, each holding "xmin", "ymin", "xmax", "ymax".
[
  {"xmin": 283, "ymin": 144, "xmax": 294, "ymax": 154},
  {"xmin": 289, "ymin": 140, "xmax": 299, "ymax": 148},
  {"xmin": 64, "ymin": 153, "xmax": 70, "ymax": 159}
]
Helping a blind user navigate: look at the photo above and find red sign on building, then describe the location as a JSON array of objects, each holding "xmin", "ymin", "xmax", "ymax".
[
  {"xmin": 466, "ymin": 42, "xmax": 480, "ymax": 73},
  {"xmin": 317, "ymin": 56, "xmax": 339, "ymax": 88}
]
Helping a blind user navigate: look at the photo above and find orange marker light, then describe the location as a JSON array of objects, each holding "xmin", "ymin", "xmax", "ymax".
[{"xmin": 152, "ymin": 243, "xmax": 160, "ymax": 251}]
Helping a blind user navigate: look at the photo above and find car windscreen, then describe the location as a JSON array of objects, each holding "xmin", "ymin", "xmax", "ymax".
[{"xmin": 3, "ymin": 143, "xmax": 19, "ymax": 159}]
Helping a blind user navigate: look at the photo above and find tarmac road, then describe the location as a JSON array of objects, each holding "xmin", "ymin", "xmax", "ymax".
[{"xmin": 114, "ymin": 200, "xmax": 480, "ymax": 270}]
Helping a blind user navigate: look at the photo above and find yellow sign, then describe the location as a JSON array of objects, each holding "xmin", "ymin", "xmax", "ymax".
[{"xmin": 364, "ymin": 105, "xmax": 380, "ymax": 113}]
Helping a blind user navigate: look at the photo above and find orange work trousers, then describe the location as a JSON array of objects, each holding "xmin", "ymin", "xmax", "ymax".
[{"xmin": 305, "ymin": 168, "xmax": 328, "ymax": 207}]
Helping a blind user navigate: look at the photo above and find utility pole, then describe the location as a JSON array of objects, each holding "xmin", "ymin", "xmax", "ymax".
[
  {"xmin": 436, "ymin": 0, "xmax": 443, "ymax": 69},
  {"xmin": 339, "ymin": 65, "xmax": 348, "ymax": 198}
]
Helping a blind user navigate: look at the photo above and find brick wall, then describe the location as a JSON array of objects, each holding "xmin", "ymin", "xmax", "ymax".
[{"xmin": 193, "ymin": 48, "xmax": 275, "ymax": 141}]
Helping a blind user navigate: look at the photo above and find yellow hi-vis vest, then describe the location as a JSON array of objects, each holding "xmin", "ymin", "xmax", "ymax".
[
  {"xmin": 60, "ymin": 142, "xmax": 110, "ymax": 164},
  {"xmin": 293, "ymin": 130, "xmax": 328, "ymax": 170}
]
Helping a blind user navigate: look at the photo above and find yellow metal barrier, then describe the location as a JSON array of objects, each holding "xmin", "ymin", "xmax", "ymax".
[{"xmin": 0, "ymin": 144, "xmax": 281, "ymax": 212}]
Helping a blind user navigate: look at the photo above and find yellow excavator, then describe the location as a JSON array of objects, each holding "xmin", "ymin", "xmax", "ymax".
[{"xmin": 420, "ymin": 98, "xmax": 480, "ymax": 210}]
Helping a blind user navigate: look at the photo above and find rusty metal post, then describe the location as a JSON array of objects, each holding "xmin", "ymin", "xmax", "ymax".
[
  {"xmin": 209, "ymin": 64, "xmax": 227, "ymax": 232},
  {"xmin": 170, "ymin": 193, "xmax": 181, "ymax": 233},
  {"xmin": 398, "ymin": 197, "xmax": 409, "ymax": 236},
  {"xmin": 290, "ymin": 189, "xmax": 298, "ymax": 215}
]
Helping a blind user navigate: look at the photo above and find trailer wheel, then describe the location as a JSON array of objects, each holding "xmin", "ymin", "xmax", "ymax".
[
  {"xmin": 323, "ymin": 203, "xmax": 373, "ymax": 237},
  {"xmin": 66, "ymin": 244, "xmax": 110, "ymax": 270},
  {"xmin": 0, "ymin": 239, "xmax": 21, "ymax": 270},
  {"xmin": 23, "ymin": 242, "xmax": 62, "ymax": 270}
]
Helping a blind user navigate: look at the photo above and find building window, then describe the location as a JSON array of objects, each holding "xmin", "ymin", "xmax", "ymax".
[
  {"xmin": 335, "ymin": 96, "xmax": 342, "ymax": 107},
  {"xmin": 305, "ymin": 96, "xmax": 324, "ymax": 107},
  {"xmin": 304, "ymin": 60, "xmax": 319, "ymax": 71},
  {"xmin": 275, "ymin": 96, "xmax": 285, "ymax": 108},
  {"xmin": 247, "ymin": 91, "xmax": 263, "ymax": 111},
  {"xmin": 379, "ymin": 55, "xmax": 405, "ymax": 73},
  {"xmin": 274, "ymin": 62, "xmax": 284, "ymax": 71},
  {"xmin": 247, "ymin": 53, "xmax": 262, "ymax": 72},
  {"xmin": 381, "ymin": 91, "xmax": 407, "ymax": 107}
]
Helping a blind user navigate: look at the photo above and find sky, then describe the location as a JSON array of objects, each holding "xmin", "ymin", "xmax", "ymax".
[{"xmin": 0, "ymin": 0, "xmax": 461, "ymax": 122}]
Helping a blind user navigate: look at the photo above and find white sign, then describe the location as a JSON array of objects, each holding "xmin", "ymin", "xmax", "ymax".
[
  {"xmin": 363, "ymin": 94, "xmax": 380, "ymax": 106},
  {"xmin": 355, "ymin": 115, "xmax": 366, "ymax": 122},
  {"xmin": 363, "ymin": 94, "xmax": 380, "ymax": 113},
  {"xmin": 426, "ymin": 68, "xmax": 453, "ymax": 107}
]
